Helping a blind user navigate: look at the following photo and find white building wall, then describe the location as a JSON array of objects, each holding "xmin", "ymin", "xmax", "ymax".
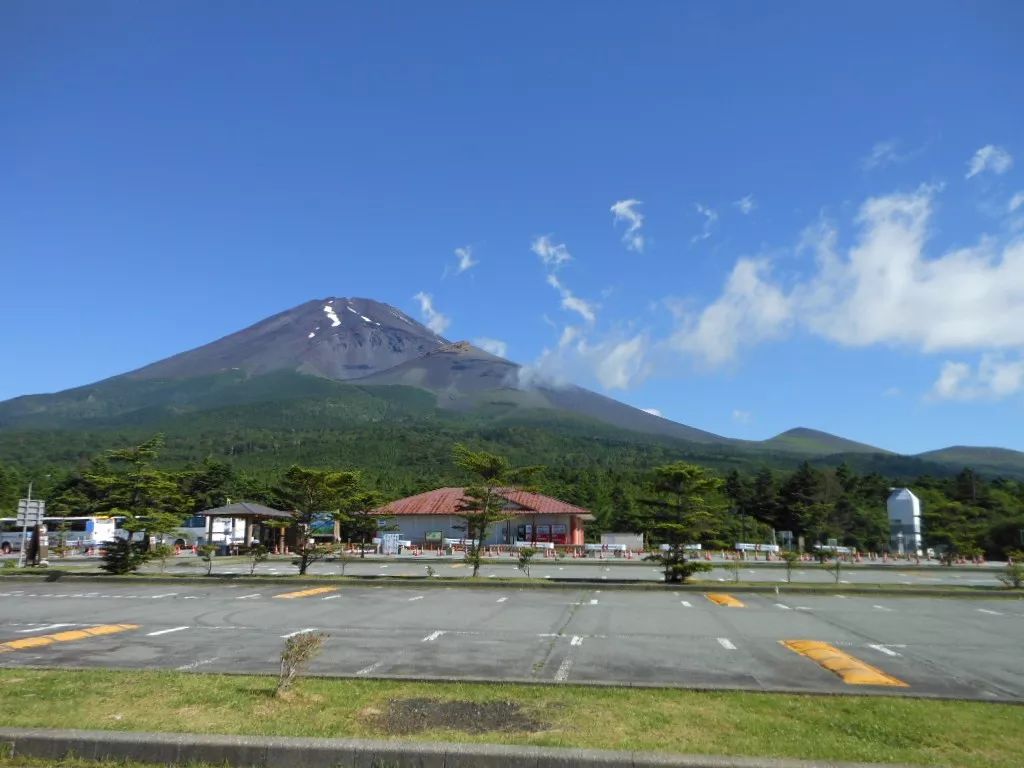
[{"xmin": 887, "ymin": 488, "xmax": 922, "ymax": 555}]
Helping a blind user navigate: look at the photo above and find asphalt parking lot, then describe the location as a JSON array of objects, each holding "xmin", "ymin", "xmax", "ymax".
[{"xmin": 2, "ymin": 582, "xmax": 1022, "ymax": 701}]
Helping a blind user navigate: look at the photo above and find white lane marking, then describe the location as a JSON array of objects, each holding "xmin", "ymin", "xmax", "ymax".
[
  {"xmin": 408, "ymin": 595, "xmax": 424, "ymax": 602},
  {"xmin": 872, "ymin": 605, "xmax": 894, "ymax": 612},
  {"xmin": 774, "ymin": 603, "xmax": 791, "ymax": 610},
  {"xmin": 422, "ymin": 630, "xmax": 446, "ymax": 642},
  {"xmin": 236, "ymin": 593, "xmax": 261, "ymax": 600},
  {"xmin": 680, "ymin": 600, "xmax": 692, "ymax": 607},
  {"xmin": 176, "ymin": 657, "xmax": 219, "ymax": 671},
  {"xmin": 839, "ymin": 580, "xmax": 851, "ymax": 584},
  {"xmin": 16, "ymin": 623, "xmax": 74, "ymax": 633},
  {"xmin": 795, "ymin": 606, "xmax": 813, "ymax": 611},
  {"xmin": 570, "ymin": 635, "xmax": 583, "ymax": 646},
  {"xmin": 147, "ymin": 626, "xmax": 190, "ymax": 637},
  {"xmin": 589, "ymin": 599, "xmax": 598, "ymax": 605},
  {"xmin": 496, "ymin": 597, "xmax": 508, "ymax": 603},
  {"xmin": 717, "ymin": 637, "xmax": 737, "ymax": 650},
  {"xmin": 554, "ymin": 658, "xmax": 573, "ymax": 682},
  {"xmin": 281, "ymin": 628, "xmax": 318, "ymax": 638},
  {"xmin": 357, "ymin": 661, "xmax": 382, "ymax": 675},
  {"xmin": 978, "ymin": 608, "xmax": 1004, "ymax": 616},
  {"xmin": 183, "ymin": 596, "xmax": 199, "ymax": 600},
  {"xmin": 868, "ymin": 644, "xmax": 901, "ymax": 657},
  {"xmin": 322, "ymin": 594, "xmax": 341, "ymax": 601},
  {"xmin": 487, "ymin": 574, "xmax": 496, "ymax": 578},
  {"xmin": 149, "ymin": 593, "xmax": 178, "ymax": 598},
  {"xmin": 834, "ymin": 595, "xmax": 847, "ymax": 599}
]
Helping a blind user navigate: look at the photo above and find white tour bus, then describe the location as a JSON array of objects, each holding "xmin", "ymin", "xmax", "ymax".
[{"xmin": 0, "ymin": 516, "xmax": 120, "ymax": 554}]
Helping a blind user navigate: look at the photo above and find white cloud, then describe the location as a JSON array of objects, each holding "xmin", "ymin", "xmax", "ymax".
[
  {"xmin": 610, "ymin": 199, "xmax": 645, "ymax": 252},
  {"xmin": 474, "ymin": 337, "xmax": 508, "ymax": 358},
  {"xmin": 547, "ymin": 273, "xmax": 596, "ymax": 324},
  {"xmin": 798, "ymin": 186, "xmax": 1024, "ymax": 351},
  {"xmin": 930, "ymin": 355, "xmax": 1024, "ymax": 400},
  {"xmin": 734, "ymin": 195, "xmax": 756, "ymax": 215},
  {"xmin": 966, "ymin": 145, "xmax": 1013, "ymax": 179},
  {"xmin": 669, "ymin": 259, "xmax": 792, "ymax": 366},
  {"xmin": 454, "ymin": 245, "xmax": 477, "ymax": 274},
  {"xmin": 531, "ymin": 235, "xmax": 572, "ymax": 268},
  {"xmin": 412, "ymin": 292, "xmax": 450, "ymax": 336},
  {"xmin": 862, "ymin": 139, "xmax": 902, "ymax": 170},
  {"xmin": 641, "ymin": 407, "xmax": 663, "ymax": 417},
  {"xmin": 731, "ymin": 409, "xmax": 751, "ymax": 424},
  {"xmin": 1009, "ymin": 192, "xmax": 1024, "ymax": 213},
  {"xmin": 520, "ymin": 330, "xmax": 650, "ymax": 391},
  {"xmin": 883, "ymin": 387, "xmax": 902, "ymax": 398},
  {"xmin": 692, "ymin": 203, "xmax": 718, "ymax": 243}
]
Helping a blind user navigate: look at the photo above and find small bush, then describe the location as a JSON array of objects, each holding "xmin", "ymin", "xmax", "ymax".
[
  {"xmin": 517, "ymin": 547, "xmax": 536, "ymax": 578},
  {"xmin": 2, "ymin": 559, "xmax": 15, "ymax": 571},
  {"xmin": 780, "ymin": 551, "xmax": 800, "ymax": 583},
  {"xmin": 998, "ymin": 563, "xmax": 1024, "ymax": 589},
  {"xmin": 151, "ymin": 542, "xmax": 175, "ymax": 574},
  {"xmin": 276, "ymin": 631, "xmax": 327, "ymax": 697},
  {"xmin": 198, "ymin": 544, "xmax": 217, "ymax": 575},
  {"xmin": 100, "ymin": 538, "xmax": 151, "ymax": 575},
  {"xmin": 245, "ymin": 543, "xmax": 269, "ymax": 575}
]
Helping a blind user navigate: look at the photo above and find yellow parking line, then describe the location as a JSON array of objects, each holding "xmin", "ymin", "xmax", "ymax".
[
  {"xmin": 705, "ymin": 593, "xmax": 745, "ymax": 608},
  {"xmin": 273, "ymin": 586, "xmax": 339, "ymax": 599},
  {"xmin": 0, "ymin": 624, "xmax": 139, "ymax": 654},
  {"xmin": 781, "ymin": 640, "xmax": 908, "ymax": 687}
]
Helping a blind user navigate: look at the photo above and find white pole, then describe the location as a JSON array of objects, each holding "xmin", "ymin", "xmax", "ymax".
[{"xmin": 16, "ymin": 482, "xmax": 32, "ymax": 568}]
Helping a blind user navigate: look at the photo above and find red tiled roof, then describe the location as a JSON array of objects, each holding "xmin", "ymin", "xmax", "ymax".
[{"xmin": 375, "ymin": 487, "xmax": 593, "ymax": 519}]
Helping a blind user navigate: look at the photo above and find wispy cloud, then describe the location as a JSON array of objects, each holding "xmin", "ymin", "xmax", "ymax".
[
  {"xmin": 641, "ymin": 407, "xmax": 663, "ymax": 417},
  {"xmin": 731, "ymin": 409, "xmax": 751, "ymax": 424},
  {"xmin": 966, "ymin": 145, "xmax": 1013, "ymax": 179},
  {"xmin": 692, "ymin": 203, "xmax": 718, "ymax": 243},
  {"xmin": 734, "ymin": 195, "xmax": 756, "ymax": 215},
  {"xmin": 547, "ymin": 273, "xmax": 596, "ymax": 323},
  {"xmin": 610, "ymin": 199, "xmax": 645, "ymax": 252},
  {"xmin": 862, "ymin": 139, "xmax": 902, "ymax": 170},
  {"xmin": 531, "ymin": 235, "xmax": 572, "ymax": 268},
  {"xmin": 930, "ymin": 354, "xmax": 1024, "ymax": 400},
  {"xmin": 412, "ymin": 292, "xmax": 451, "ymax": 335},
  {"xmin": 1009, "ymin": 192, "xmax": 1024, "ymax": 213},
  {"xmin": 454, "ymin": 245, "xmax": 477, "ymax": 274},
  {"xmin": 474, "ymin": 337, "xmax": 508, "ymax": 358}
]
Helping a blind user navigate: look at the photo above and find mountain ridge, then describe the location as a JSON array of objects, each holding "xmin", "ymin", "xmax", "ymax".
[{"xmin": 1, "ymin": 297, "xmax": 1021, "ymax": 476}]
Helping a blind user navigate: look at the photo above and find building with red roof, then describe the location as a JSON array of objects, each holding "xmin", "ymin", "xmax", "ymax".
[{"xmin": 375, "ymin": 487, "xmax": 594, "ymax": 547}]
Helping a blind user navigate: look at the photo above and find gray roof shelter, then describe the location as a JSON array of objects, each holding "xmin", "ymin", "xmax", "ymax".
[{"xmin": 196, "ymin": 502, "xmax": 293, "ymax": 521}]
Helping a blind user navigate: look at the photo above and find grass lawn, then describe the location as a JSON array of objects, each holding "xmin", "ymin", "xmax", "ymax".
[{"xmin": 1, "ymin": 670, "xmax": 1022, "ymax": 767}]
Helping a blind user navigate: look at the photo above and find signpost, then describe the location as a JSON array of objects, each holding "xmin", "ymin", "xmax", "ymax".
[{"xmin": 16, "ymin": 487, "xmax": 45, "ymax": 568}]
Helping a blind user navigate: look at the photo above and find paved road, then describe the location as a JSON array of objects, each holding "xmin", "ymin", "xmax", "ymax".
[
  {"xmin": 6, "ymin": 554, "xmax": 1006, "ymax": 586},
  {"xmin": 2, "ymin": 582, "xmax": 1022, "ymax": 701}
]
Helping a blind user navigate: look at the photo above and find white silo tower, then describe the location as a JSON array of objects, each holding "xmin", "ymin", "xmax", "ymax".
[{"xmin": 887, "ymin": 488, "xmax": 922, "ymax": 556}]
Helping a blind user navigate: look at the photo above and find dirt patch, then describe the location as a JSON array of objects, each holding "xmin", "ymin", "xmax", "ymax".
[{"xmin": 370, "ymin": 698, "xmax": 545, "ymax": 734}]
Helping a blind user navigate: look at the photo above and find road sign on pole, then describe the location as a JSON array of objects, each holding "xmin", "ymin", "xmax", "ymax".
[{"xmin": 15, "ymin": 488, "xmax": 44, "ymax": 568}]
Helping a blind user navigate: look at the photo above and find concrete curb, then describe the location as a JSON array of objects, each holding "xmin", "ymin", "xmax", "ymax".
[
  {"xmin": 1, "ymin": 570, "xmax": 1019, "ymax": 599},
  {"xmin": 0, "ymin": 727, "xmax": 923, "ymax": 768}
]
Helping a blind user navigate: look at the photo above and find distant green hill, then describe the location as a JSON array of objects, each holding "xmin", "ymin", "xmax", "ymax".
[{"xmin": 762, "ymin": 427, "xmax": 890, "ymax": 456}]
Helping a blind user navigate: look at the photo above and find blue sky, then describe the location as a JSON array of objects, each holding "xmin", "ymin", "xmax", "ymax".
[{"xmin": 2, "ymin": 1, "xmax": 1023, "ymax": 453}]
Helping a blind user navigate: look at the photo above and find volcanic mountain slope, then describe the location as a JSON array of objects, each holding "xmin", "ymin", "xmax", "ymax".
[
  {"xmin": 126, "ymin": 297, "xmax": 445, "ymax": 381},
  {"xmin": 1, "ymin": 296, "xmax": 1022, "ymax": 476}
]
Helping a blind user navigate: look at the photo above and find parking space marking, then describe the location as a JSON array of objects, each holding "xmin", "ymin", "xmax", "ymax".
[
  {"xmin": 176, "ymin": 657, "xmax": 219, "ymax": 671},
  {"xmin": 496, "ymin": 597, "xmax": 508, "ymax": 603},
  {"xmin": 680, "ymin": 600, "xmax": 692, "ymax": 607},
  {"xmin": 357, "ymin": 661, "xmax": 383, "ymax": 675},
  {"xmin": 570, "ymin": 635, "xmax": 583, "ymax": 646},
  {"xmin": 978, "ymin": 608, "xmax": 1003, "ymax": 616},
  {"xmin": 16, "ymin": 623, "xmax": 74, "ymax": 634},
  {"xmin": 589, "ymin": 599, "xmax": 599, "ymax": 605},
  {"xmin": 146, "ymin": 626, "xmax": 189, "ymax": 637},
  {"xmin": 774, "ymin": 603, "xmax": 791, "ymax": 610},
  {"xmin": 868, "ymin": 644, "xmax": 901, "ymax": 657},
  {"xmin": 0, "ymin": 624, "xmax": 139, "ymax": 653},
  {"xmin": 236, "ymin": 593, "xmax": 261, "ymax": 600},
  {"xmin": 717, "ymin": 637, "xmax": 737, "ymax": 650},
  {"xmin": 705, "ymin": 593, "xmax": 745, "ymax": 608},
  {"xmin": 273, "ymin": 587, "xmax": 338, "ymax": 599},
  {"xmin": 408, "ymin": 595, "xmax": 424, "ymax": 602},
  {"xmin": 782, "ymin": 640, "xmax": 908, "ymax": 687},
  {"xmin": 422, "ymin": 630, "xmax": 445, "ymax": 642},
  {"xmin": 281, "ymin": 628, "xmax": 318, "ymax": 639},
  {"xmin": 554, "ymin": 658, "xmax": 573, "ymax": 682},
  {"xmin": 872, "ymin": 605, "xmax": 893, "ymax": 612},
  {"xmin": 322, "ymin": 594, "xmax": 341, "ymax": 601}
]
